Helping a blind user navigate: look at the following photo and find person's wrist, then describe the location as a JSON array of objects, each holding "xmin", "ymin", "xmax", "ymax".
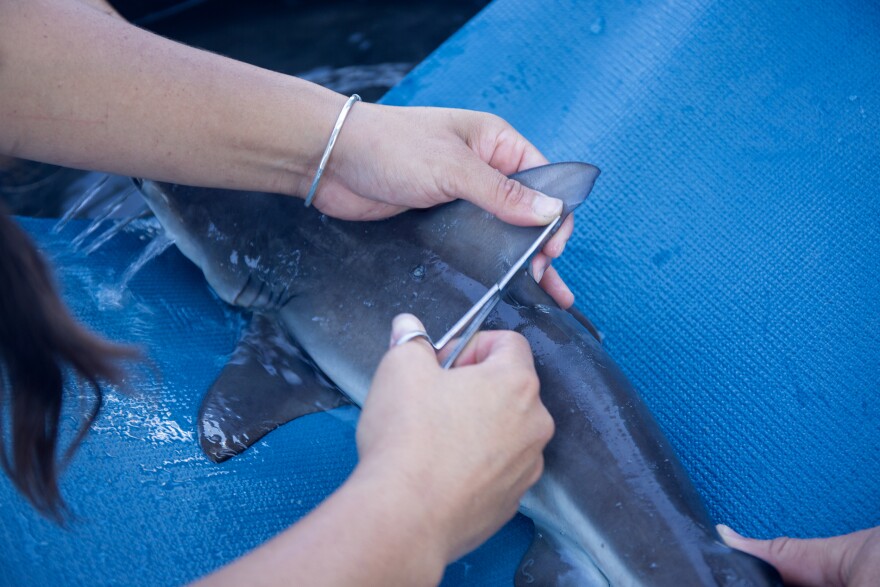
[
  {"xmin": 323, "ymin": 101, "xmax": 386, "ymax": 187},
  {"xmin": 260, "ymin": 83, "xmax": 348, "ymax": 199},
  {"xmin": 349, "ymin": 456, "xmax": 450, "ymax": 580},
  {"xmin": 302, "ymin": 93, "xmax": 362, "ymax": 207}
]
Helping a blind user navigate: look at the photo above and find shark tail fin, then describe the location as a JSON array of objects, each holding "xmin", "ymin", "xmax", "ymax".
[{"xmin": 198, "ymin": 313, "xmax": 349, "ymax": 462}]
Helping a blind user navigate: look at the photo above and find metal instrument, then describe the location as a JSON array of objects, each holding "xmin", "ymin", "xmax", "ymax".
[{"xmin": 396, "ymin": 215, "xmax": 562, "ymax": 368}]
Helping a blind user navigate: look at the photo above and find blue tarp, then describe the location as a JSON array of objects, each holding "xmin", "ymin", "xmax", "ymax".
[
  {"xmin": 384, "ymin": 0, "xmax": 880, "ymax": 539},
  {"xmin": 2, "ymin": 0, "xmax": 878, "ymax": 585}
]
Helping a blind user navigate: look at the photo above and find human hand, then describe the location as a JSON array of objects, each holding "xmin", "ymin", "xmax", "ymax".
[
  {"xmin": 355, "ymin": 314, "xmax": 554, "ymax": 564},
  {"xmin": 718, "ymin": 524, "xmax": 880, "ymax": 586},
  {"xmin": 315, "ymin": 102, "xmax": 576, "ymax": 308}
]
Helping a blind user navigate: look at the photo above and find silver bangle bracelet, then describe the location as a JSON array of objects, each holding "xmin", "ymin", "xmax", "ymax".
[{"xmin": 303, "ymin": 93, "xmax": 362, "ymax": 207}]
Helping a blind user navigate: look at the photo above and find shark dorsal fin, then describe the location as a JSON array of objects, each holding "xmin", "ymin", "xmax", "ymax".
[
  {"xmin": 406, "ymin": 162, "xmax": 601, "ymax": 291},
  {"xmin": 511, "ymin": 162, "xmax": 600, "ymax": 216}
]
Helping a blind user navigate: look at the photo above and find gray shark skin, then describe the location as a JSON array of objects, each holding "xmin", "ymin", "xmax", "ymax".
[{"xmin": 136, "ymin": 163, "xmax": 780, "ymax": 586}]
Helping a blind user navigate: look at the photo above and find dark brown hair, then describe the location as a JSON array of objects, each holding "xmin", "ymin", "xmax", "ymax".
[{"xmin": 0, "ymin": 205, "xmax": 137, "ymax": 521}]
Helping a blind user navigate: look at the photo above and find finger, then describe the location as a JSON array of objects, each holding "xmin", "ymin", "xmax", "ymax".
[
  {"xmin": 315, "ymin": 189, "xmax": 408, "ymax": 221},
  {"xmin": 352, "ymin": 203, "xmax": 409, "ymax": 221},
  {"xmin": 531, "ymin": 253, "xmax": 551, "ymax": 283},
  {"xmin": 717, "ymin": 525, "xmax": 852, "ymax": 587},
  {"xmin": 453, "ymin": 329, "xmax": 534, "ymax": 369},
  {"xmin": 543, "ymin": 214, "xmax": 574, "ymax": 259},
  {"xmin": 484, "ymin": 130, "xmax": 550, "ymax": 175},
  {"xmin": 441, "ymin": 331, "xmax": 497, "ymax": 368},
  {"xmin": 388, "ymin": 313, "xmax": 436, "ymax": 356},
  {"xmin": 515, "ymin": 139, "xmax": 551, "ymax": 172},
  {"xmin": 539, "ymin": 266, "xmax": 575, "ymax": 309},
  {"xmin": 434, "ymin": 334, "xmax": 467, "ymax": 367},
  {"xmin": 454, "ymin": 157, "xmax": 563, "ymax": 226},
  {"xmin": 523, "ymin": 453, "xmax": 546, "ymax": 489},
  {"xmin": 465, "ymin": 114, "xmax": 550, "ymax": 175}
]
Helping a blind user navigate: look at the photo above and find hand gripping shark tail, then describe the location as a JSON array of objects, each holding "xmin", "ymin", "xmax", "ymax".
[{"xmin": 136, "ymin": 162, "xmax": 781, "ymax": 586}]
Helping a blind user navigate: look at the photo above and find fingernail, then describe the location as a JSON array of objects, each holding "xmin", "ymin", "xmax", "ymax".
[
  {"xmin": 532, "ymin": 193, "xmax": 563, "ymax": 221},
  {"xmin": 532, "ymin": 256, "xmax": 550, "ymax": 283},
  {"xmin": 716, "ymin": 524, "xmax": 744, "ymax": 544},
  {"xmin": 390, "ymin": 313, "xmax": 425, "ymax": 347}
]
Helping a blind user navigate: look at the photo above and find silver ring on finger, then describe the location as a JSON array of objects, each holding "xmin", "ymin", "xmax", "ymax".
[{"xmin": 394, "ymin": 330, "xmax": 435, "ymax": 347}]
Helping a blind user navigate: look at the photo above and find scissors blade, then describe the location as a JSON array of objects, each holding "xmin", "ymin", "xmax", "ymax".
[
  {"xmin": 497, "ymin": 215, "xmax": 562, "ymax": 290},
  {"xmin": 440, "ymin": 290, "xmax": 502, "ymax": 369},
  {"xmin": 436, "ymin": 214, "xmax": 562, "ymax": 368}
]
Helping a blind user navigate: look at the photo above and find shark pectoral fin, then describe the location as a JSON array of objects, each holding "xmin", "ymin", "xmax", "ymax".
[
  {"xmin": 198, "ymin": 313, "xmax": 350, "ymax": 463},
  {"xmin": 515, "ymin": 527, "xmax": 609, "ymax": 587}
]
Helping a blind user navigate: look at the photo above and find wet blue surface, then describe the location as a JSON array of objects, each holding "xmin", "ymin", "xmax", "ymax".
[
  {"xmin": 0, "ymin": 218, "xmax": 534, "ymax": 586},
  {"xmin": 385, "ymin": 0, "xmax": 880, "ymax": 540},
  {"xmin": 2, "ymin": 0, "xmax": 880, "ymax": 585}
]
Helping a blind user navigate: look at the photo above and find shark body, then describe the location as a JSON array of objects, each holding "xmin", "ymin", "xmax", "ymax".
[{"xmin": 136, "ymin": 163, "xmax": 780, "ymax": 586}]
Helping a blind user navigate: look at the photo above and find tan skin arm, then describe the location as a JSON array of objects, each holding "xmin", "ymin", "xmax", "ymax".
[
  {"xmin": 0, "ymin": 0, "xmax": 575, "ymax": 304},
  {"xmin": 0, "ymin": 0, "xmax": 344, "ymax": 199},
  {"xmin": 198, "ymin": 316, "xmax": 554, "ymax": 586},
  {"xmin": 1, "ymin": 2, "xmax": 557, "ymax": 584},
  {"xmin": 6, "ymin": 3, "xmax": 874, "ymax": 585}
]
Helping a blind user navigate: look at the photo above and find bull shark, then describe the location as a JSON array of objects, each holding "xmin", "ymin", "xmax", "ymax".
[{"xmin": 134, "ymin": 163, "xmax": 781, "ymax": 586}]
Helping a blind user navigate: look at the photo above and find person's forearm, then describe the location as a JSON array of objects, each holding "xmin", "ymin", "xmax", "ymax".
[
  {"xmin": 0, "ymin": 0, "xmax": 344, "ymax": 196},
  {"xmin": 192, "ymin": 462, "xmax": 447, "ymax": 587}
]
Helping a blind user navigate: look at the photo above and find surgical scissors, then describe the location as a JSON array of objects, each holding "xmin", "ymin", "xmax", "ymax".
[{"xmin": 396, "ymin": 215, "xmax": 562, "ymax": 368}]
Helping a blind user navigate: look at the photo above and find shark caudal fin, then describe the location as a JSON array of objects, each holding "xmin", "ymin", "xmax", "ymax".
[{"xmin": 198, "ymin": 313, "xmax": 350, "ymax": 462}]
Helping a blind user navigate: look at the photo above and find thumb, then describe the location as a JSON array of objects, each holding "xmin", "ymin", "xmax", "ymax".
[
  {"xmin": 388, "ymin": 313, "xmax": 437, "ymax": 357},
  {"xmin": 456, "ymin": 159, "xmax": 562, "ymax": 226},
  {"xmin": 717, "ymin": 524, "xmax": 849, "ymax": 587}
]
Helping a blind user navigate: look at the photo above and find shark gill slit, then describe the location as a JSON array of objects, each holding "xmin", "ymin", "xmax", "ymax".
[{"xmin": 232, "ymin": 274, "xmax": 253, "ymax": 306}]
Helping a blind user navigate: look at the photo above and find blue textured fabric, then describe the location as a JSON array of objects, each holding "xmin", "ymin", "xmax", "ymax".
[
  {"xmin": 384, "ymin": 0, "xmax": 880, "ymax": 538},
  {"xmin": 2, "ymin": 0, "xmax": 878, "ymax": 585},
  {"xmin": 0, "ymin": 219, "xmax": 533, "ymax": 586}
]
